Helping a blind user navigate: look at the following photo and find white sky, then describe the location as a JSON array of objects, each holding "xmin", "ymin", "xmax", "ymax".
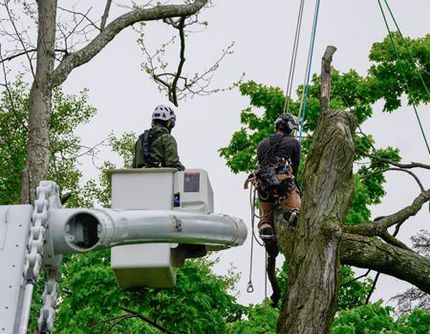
[{"xmin": 34, "ymin": 0, "xmax": 430, "ymax": 305}]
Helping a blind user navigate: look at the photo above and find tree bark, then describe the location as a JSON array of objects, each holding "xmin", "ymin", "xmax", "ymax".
[
  {"xmin": 277, "ymin": 108, "xmax": 356, "ymax": 334},
  {"xmin": 276, "ymin": 46, "xmax": 357, "ymax": 334},
  {"xmin": 341, "ymin": 233, "xmax": 430, "ymax": 293},
  {"xmin": 20, "ymin": 0, "xmax": 58, "ymax": 203}
]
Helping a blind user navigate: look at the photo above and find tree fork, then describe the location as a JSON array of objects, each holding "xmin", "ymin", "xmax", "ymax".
[{"xmin": 276, "ymin": 46, "xmax": 356, "ymax": 334}]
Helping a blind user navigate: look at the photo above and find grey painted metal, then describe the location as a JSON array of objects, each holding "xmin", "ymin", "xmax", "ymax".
[
  {"xmin": 173, "ymin": 169, "xmax": 214, "ymax": 213},
  {"xmin": 0, "ymin": 205, "xmax": 32, "ymax": 334},
  {"xmin": 110, "ymin": 168, "xmax": 176, "ymax": 210},
  {"xmin": 110, "ymin": 168, "xmax": 214, "ymax": 214},
  {"xmin": 48, "ymin": 208, "xmax": 247, "ymax": 254},
  {"xmin": 0, "ymin": 172, "xmax": 248, "ymax": 332},
  {"xmin": 111, "ymin": 243, "xmax": 181, "ymax": 288}
]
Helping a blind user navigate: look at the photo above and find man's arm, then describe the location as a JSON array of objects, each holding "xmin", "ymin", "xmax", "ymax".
[
  {"xmin": 291, "ymin": 140, "xmax": 301, "ymax": 177},
  {"xmin": 163, "ymin": 135, "xmax": 185, "ymax": 171}
]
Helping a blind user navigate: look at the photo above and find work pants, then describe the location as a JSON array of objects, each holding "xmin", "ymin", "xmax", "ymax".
[{"xmin": 258, "ymin": 187, "xmax": 301, "ymax": 229}]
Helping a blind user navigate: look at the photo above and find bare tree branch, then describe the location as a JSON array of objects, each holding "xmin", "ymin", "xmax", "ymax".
[
  {"xmin": 365, "ymin": 272, "xmax": 381, "ymax": 304},
  {"xmin": 52, "ymin": 0, "xmax": 208, "ymax": 87},
  {"xmin": 378, "ymin": 228, "xmax": 410, "ymax": 250},
  {"xmin": 4, "ymin": 0, "xmax": 35, "ymax": 77},
  {"xmin": 358, "ymin": 148, "xmax": 430, "ymax": 170},
  {"xmin": 100, "ymin": 0, "xmax": 113, "ymax": 31},
  {"xmin": 0, "ymin": 48, "xmax": 35, "ymax": 63},
  {"xmin": 58, "ymin": 6, "xmax": 100, "ymax": 32},
  {"xmin": 119, "ymin": 306, "xmax": 177, "ymax": 334},
  {"xmin": 360, "ymin": 167, "xmax": 425, "ymax": 192},
  {"xmin": 341, "ymin": 269, "xmax": 372, "ymax": 287},
  {"xmin": 0, "ymin": 45, "xmax": 28, "ymax": 130},
  {"xmin": 169, "ymin": 16, "xmax": 186, "ymax": 106},
  {"xmin": 345, "ymin": 188, "xmax": 430, "ymax": 236}
]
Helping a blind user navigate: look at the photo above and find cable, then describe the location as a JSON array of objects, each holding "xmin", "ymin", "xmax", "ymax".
[
  {"xmin": 264, "ymin": 250, "xmax": 268, "ymax": 299},
  {"xmin": 247, "ymin": 183, "xmax": 264, "ymax": 294},
  {"xmin": 298, "ymin": 0, "xmax": 322, "ymax": 142},
  {"xmin": 377, "ymin": 0, "xmax": 430, "ymax": 156},
  {"xmin": 383, "ymin": 0, "xmax": 430, "ymax": 100},
  {"xmin": 249, "ymin": 184, "xmax": 264, "ymax": 247},
  {"xmin": 284, "ymin": 0, "xmax": 306, "ymax": 113}
]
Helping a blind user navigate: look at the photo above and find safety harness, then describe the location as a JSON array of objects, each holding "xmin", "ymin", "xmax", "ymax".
[
  {"xmin": 136, "ymin": 129, "xmax": 164, "ymax": 168},
  {"xmin": 244, "ymin": 134, "xmax": 296, "ymax": 307}
]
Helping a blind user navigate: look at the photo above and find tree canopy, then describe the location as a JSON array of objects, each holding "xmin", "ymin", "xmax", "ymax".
[{"xmin": 220, "ymin": 34, "xmax": 430, "ymax": 333}]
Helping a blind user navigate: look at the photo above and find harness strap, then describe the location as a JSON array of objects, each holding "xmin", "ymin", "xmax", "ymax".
[{"xmin": 139, "ymin": 129, "xmax": 164, "ymax": 167}]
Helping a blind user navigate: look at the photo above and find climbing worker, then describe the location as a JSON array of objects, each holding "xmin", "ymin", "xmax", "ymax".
[
  {"xmin": 256, "ymin": 112, "xmax": 301, "ymax": 241},
  {"xmin": 132, "ymin": 104, "xmax": 185, "ymax": 171}
]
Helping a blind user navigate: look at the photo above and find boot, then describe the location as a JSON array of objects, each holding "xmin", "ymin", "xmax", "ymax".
[
  {"xmin": 259, "ymin": 222, "xmax": 275, "ymax": 240},
  {"xmin": 283, "ymin": 210, "xmax": 298, "ymax": 226}
]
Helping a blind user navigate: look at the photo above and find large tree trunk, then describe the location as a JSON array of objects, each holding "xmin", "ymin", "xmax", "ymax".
[
  {"xmin": 276, "ymin": 47, "xmax": 357, "ymax": 334},
  {"xmin": 20, "ymin": 0, "xmax": 58, "ymax": 203}
]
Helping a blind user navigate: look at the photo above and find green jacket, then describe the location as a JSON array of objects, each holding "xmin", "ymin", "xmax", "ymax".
[{"xmin": 132, "ymin": 124, "xmax": 185, "ymax": 171}]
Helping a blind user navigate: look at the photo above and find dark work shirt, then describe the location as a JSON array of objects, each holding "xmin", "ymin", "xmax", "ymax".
[{"xmin": 257, "ymin": 133, "xmax": 301, "ymax": 177}]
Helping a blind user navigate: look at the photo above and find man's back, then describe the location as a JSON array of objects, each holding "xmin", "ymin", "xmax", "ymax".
[
  {"xmin": 133, "ymin": 124, "xmax": 185, "ymax": 171},
  {"xmin": 257, "ymin": 133, "xmax": 301, "ymax": 177}
]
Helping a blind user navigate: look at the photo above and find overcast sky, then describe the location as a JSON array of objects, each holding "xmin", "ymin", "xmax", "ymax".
[{"xmin": 54, "ymin": 0, "xmax": 430, "ymax": 305}]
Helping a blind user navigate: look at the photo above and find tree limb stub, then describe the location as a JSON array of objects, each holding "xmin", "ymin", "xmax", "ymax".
[
  {"xmin": 341, "ymin": 233, "xmax": 430, "ymax": 293},
  {"xmin": 52, "ymin": 0, "xmax": 208, "ymax": 87},
  {"xmin": 320, "ymin": 46, "xmax": 336, "ymax": 113}
]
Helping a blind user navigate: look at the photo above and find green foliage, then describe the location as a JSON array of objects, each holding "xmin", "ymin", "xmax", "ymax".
[
  {"xmin": 219, "ymin": 81, "xmax": 292, "ymax": 173},
  {"xmin": 332, "ymin": 302, "xmax": 395, "ymax": 334},
  {"xmin": 0, "ymin": 79, "xmax": 28, "ymax": 204},
  {"xmin": 338, "ymin": 267, "xmax": 373, "ymax": 310},
  {"xmin": 357, "ymin": 146, "xmax": 401, "ymax": 205},
  {"xmin": 331, "ymin": 302, "xmax": 430, "ymax": 334},
  {"xmin": 227, "ymin": 300, "xmax": 279, "ymax": 334},
  {"xmin": 0, "ymin": 78, "xmax": 97, "ymax": 206},
  {"xmin": 369, "ymin": 33, "xmax": 430, "ymax": 110},
  {"xmin": 110, "ymin": 132, "xmax": 137, "ymax": 168},
  {"xmin": 54, "ymin": 251, "xmax": 243, "ymax": 333},
  {"xmin": 219, "ymin": 33, "xmax": 430, "ymax": 333},
  {"xmin": 220, "ymin": 34, "xmax": 428, "ymax": 228}
]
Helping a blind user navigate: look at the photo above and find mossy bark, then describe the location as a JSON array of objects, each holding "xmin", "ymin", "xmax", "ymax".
[{"xmin": 276, "ymin": 109, "xmax": 356, "ymax": 334}]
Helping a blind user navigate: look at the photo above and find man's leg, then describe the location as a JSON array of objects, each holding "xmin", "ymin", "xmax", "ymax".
[
  {"xmin": 258, "ymin": 200, "xmax": 278, "ymax": 257},
  {"xmin": 282, "ymin": 187, "xmax": 301, "ymax": 225},
  {"xmin": 258, "ymin": 200, "xmax": 275, "ymax": 239}
]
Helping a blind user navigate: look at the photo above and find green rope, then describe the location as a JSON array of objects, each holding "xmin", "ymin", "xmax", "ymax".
[{"xmin": 377, "ymin": 0, "xmax": 430, "ymax": 157}]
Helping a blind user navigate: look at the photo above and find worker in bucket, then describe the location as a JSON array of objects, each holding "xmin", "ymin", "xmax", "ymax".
[{"xmin": 133, "ymin": 104, "xmax": 185, "ymax": 171}]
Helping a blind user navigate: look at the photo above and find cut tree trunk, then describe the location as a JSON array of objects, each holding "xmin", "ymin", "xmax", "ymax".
[{"xmin": 276, "ymin": 46, "xmax": 357, "ymax": 334}]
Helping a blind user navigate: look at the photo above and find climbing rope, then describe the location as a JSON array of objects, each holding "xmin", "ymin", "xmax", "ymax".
[
  {"xmin": 376, "ymin": 0, "xmax": 430, "ymax": 156},
  {"xmin": 247, "ymin": 183, "xmax": 263, "ymax": 294},
  {"xmin": 284, "ymin": 0, "xmax": 306, "ymax": 114},
  {"xmin": 298, "ymin": 0, "xmax": 322, "ymax": 142}
]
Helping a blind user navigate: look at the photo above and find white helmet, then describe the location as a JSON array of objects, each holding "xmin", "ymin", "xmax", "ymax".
[{"xmin": 152, "ymin": 105, "xmax": 176, "ymax": 121}]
